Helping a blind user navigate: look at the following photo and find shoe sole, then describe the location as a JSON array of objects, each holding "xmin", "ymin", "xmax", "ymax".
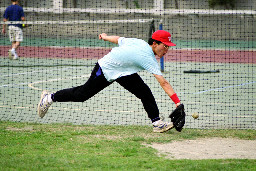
[
  {"xmin": 153, "ymin": 123, "xmax": 174, "ymax": 133},
  {"xmin": 37, "ymin": 90, "xmax": 49, "ymax": 118}
]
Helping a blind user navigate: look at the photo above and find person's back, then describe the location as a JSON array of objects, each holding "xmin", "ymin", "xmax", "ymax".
[
  {"xmin": 2, "ymin": 0, "xmax": 25, "ymax": 60},
  {"xmin": 4, "ymin": 4, "xmax": 24, "ymax": 28},
  {"xmin": 99, "ymin": 37, "xmax": 161, "ymax": 82}
]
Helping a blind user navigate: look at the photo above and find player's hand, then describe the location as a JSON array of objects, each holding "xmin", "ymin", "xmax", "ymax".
[
  {"xmin": 99, "ymin": 33, "xmax": 107, "ymax": 40},
  {"xmin": 2, "ymin": 28, "xmax": 6, "ymax": 34},
  {"xmin": 176, "ymin": 102, "xmax": 181, "ymax": 108},
  {"xmin": 169, "ymin": 103, "xmax": 185, "ymax": 132}
]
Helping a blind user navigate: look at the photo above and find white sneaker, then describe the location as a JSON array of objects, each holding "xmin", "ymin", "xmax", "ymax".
[
  {"xmin": 8, "ymin": 49, "xmax": 13, "ymax": 59},
  {"xmin": 13, "ymin": 56, "xmax": 19, "ymax": 60},
  {"xmin": 37, "ymin": 91, "xmax": 53, "ymax": 118},
  {"xmin": 153, "ymin": 120, "xmax": 174, "ymax": 133},
  {"xmin": 11, "ymin": 49, "xmax": 19, "ymax": 60}
]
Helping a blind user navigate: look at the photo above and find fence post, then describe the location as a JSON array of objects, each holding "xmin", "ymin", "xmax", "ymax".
[
  {"xmin": 53, "ymin": 0, "xmax": 63, "ymax": 13},
  {"xmin": 159, "ymin": 20, "xmax": 164, "ymax": 72}
]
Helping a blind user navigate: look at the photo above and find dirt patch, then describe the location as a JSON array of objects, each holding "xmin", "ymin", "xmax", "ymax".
[
  {"xmin": 145, "ymin": 138, "xmax": 256, "ymax": 160},
  {"xmin": 6, "ymin": 126, "xmax": 34, "ymax": 132}
]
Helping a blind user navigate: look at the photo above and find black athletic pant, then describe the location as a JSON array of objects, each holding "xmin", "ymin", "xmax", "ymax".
[{"xmin": 52, "ymin": 63, "xmax": 160, "ymax": 122}]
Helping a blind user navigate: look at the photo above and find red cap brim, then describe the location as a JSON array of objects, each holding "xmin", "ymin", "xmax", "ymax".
[{"xmin": 163, "ymin": 42, "xmax": 176, "ymax": 46}]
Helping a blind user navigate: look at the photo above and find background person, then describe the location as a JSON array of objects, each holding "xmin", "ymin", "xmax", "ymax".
[{"xmin": 2, "ymin": 0, "xmax": 25, "ymax": 60}]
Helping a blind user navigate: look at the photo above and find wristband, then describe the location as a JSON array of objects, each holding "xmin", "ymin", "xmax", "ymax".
[{"xmin": 170, "ymin": 93, "xmax": 180, "ymax": 104}]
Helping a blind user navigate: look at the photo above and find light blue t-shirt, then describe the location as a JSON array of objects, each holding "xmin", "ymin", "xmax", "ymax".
[{"xmin": 98, "ymin": 37, "xmax": 162, "ymax": 82}]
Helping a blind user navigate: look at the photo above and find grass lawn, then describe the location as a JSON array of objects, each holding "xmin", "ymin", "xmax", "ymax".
[{"xmin": 0, "ymin": 121, "xmax": 255, "ymax": 170}]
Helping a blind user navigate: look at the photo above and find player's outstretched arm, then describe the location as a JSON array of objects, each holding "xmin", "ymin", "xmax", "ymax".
[
  {"xmin": 154, "ymin": 74, "xmax": 181, "ymax": 107},
  {"xmin": 99, "ymin": 33, "xmax": 120, "ymax": 44}
]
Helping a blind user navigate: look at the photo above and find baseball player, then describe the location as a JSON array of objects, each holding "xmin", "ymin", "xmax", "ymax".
[
  {"xmin": 37, "ymin": 30, "xmax": 182, "ymax": 133},
  {"xmin": 2, "ymin": 0, "xmax": 25, "ymax": 60}
]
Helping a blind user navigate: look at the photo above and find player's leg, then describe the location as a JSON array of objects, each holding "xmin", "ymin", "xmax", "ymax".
[
  {"xmin": 12, "ymin": 41, "xmax": 20, "ymax": 49},
  {"xmin": 116, "ymin": 73, "xmax": 158, "ymax": 119},
  {"xmin": 52, "ymin": 63, "xmax": 112, "ymax": 102},
  {"xmin": 8, "ymin": 26, "xmax": 15, "ymax": 59},
  {"xmin": 10, "ymin": 41, "xmax": 19, "ymax": 59},
  {"xmin": 11, "ymin": 27, "xmax": 23, "ymax": 59},
  {"xmin": 37, "ymin": 63, "xmax": 112, "ymax": 118},
  {"xmin": 116, "ymin": 74, "xmax": 173, "ymax": 133},
  {"xmin": 8, "ymin": 26, "xmax": 22, "ymax": 59}
]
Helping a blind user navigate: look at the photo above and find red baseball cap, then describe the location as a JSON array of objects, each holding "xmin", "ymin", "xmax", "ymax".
[{"xmin": 152, "ymin": 30, "xmax": 176, "ymax": 46}]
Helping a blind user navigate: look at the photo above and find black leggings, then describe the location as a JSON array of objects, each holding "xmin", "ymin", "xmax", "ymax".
[{"xmin": 53, "ymin": 63, "xmax": 160, "ymax": 121}]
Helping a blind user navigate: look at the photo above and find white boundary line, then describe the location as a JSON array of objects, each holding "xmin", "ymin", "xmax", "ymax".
[
  {"xmin": 194, "ymin": 81, "xmax": 256, "ymax": 94},
  {"xmin": 28, "ymin": 74, "xmax": 90, "ymax": 91}
]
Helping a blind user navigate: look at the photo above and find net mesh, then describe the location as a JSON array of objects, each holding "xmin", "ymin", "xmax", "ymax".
[{"xmin": 0, "ymin": 0, "xmax": 255, "ymax": 129}]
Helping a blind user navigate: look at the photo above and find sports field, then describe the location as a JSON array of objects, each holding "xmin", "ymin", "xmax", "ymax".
[
  {"xmin": 0, "ymin": 1, "xmax": 255, "ymax": 170},
  {"xmin": 0, "ymin": 40, "xmax": 255, "ymax": 129}
]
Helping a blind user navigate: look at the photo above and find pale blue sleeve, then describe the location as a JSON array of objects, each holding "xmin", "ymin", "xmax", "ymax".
[
  {"xmin": 118, "ymin": 37, "xmax": 126, "ymax": 46},
  {"xmin": 143, "ymin": 62, "xmax": 163, "ymax": 76}
]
